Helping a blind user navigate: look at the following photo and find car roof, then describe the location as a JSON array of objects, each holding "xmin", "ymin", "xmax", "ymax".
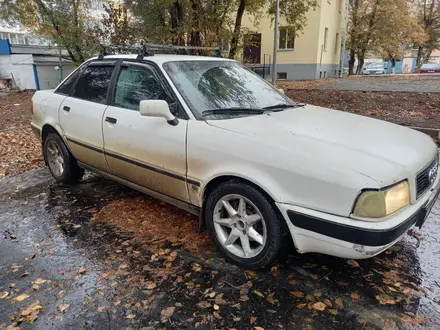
[{"xmin": 89, "ymin": 54, "xmax": 236, "ymax": 65}]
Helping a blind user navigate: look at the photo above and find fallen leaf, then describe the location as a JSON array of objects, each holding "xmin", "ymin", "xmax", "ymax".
[
  {"xmin": 324, "ymin": 299, "xmax": 332, "ymax": 307},
  {"xmin": 145, "ymin": 281, "xmax": 156, "ymax": 290},
  {"xmin": 161, "ymin": 306, "xmax": 175, "ymax": 322},
  {"xmin": 13, "ymin": 294, "xmax": 29, "ymax": 302},
  {"xmin": 20, "ymin": 272, "xmax": 29, "ymax": 277},
  {"xmin": 57, "ymin": 290, "xmax": 66, "ymax": 298},
  {"xmin": 192, "ymin": 263, "xmax": 202, "ymax": 272},
  {"xmin": 351, "ymin": 292, "xmax": 360, "ymax": 302},
  {"xmin": 57, "ymin": 303, "xmax": 70, "ymax": 313},
  {"xmin": 335, "ymin": 298, "xmax": 344, "ymax": 308},
  {"xmin": 313, "ymin": 291, "xmax": 322, "ymax": 298},
  {"xmin": 376, "ymin": 294, "xmax": 396, "ymax": 305},
  {"xmin": 288, "ymin": 279, "xmax": 297, "ymax": 285},
  {"xmin": 240, "ymin": 295, "xmax": 249, "ymax": 301},
  {"xmin": 213, "ymin": 311, "xmax": 222, "ymax": 319},
  {"xmin": 98, "ymin": 306, "xmax": 107, "ymax": 312},
  {"xmin": 305, "ymin": 294, "xmax": 315, "ymax": 302},
  {"xmin": 32, "ymin": 284, "xmax": 39, "ymax": 290},
  {"xmin": 250, "ymin": 316, "xmax": 257, "ymax": 324},
  {"xmin": 297, "ymin": 303, "xmax": 307, "ymax": 309},
  {"xmin": 126, "ymin": 313, "xmax": 136, "ymax": 319},
  {"xmin": 290, "ymin": 291, "xmax": 304, "ymax": 298},
  {"xmin": 313, "ymin": 302, "xmax": 327, "ymax": 311},
  {"xmin": 434, "ymin": 297, "xmax": 440, "ymax": 304},
  {"xmin": 347, "ymin": 260, "xmax": 360, "ymax": 267},
  {"xmin": 328, "ymin": 309, "xmax": 338, "ymax": 315},
  {"xmin": 1, "ymin": 292, "xmax": 9, "ymax": 299},
  {"xmin": 253, "ymin": 290, "xmax": 264, "ymax": 298},
  {"xmin": 197, "ymin": 301, "xmax": 211, "ymax": 308},
  {"xmin": 267, "ymin": 297, "xmax": 275, "ymax": 305},
  {"xmin": 214, "ymin": 293, "xmax": 227, "ymax": 305},
  {"xmin": 34, "ymin": 278, "xmax": 47, "ymax": 285},
  {"xmin": 311, "ymin": 274, "xmax": 319, "ymax": 280},
  {"xmin": 213, "ymin": 304, "xmax": 220, "ymax": 310},
  {"xmin": 255, "ymin": 327, "xmax": 264, "ymax": 330},
  {"xmin": 77, "ymin": 266, "xmax": 87, "ymax": 274},
  {"xmin": 114, "ymin": 300, "xmax": 121, "ymax": 306}
]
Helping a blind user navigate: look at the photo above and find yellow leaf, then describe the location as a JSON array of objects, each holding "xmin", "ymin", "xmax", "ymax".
[
  {"xmin": 324, "ymin": 299, "xmax": 332, "ymax": 307},
  {"xmin": 126, "ymin": 313, "xmax": 136, "ymax": 319},
  {"xmin": 192, "ymin": 263, "xmax": 202, "ymax": 272},
  {"xmin": 335, "ymin": 298, "xmax": 344, "ymax": 308},
  {"xmin": 328, "ymin": 309, "xmax": 338, "ymax": 315},
  {"xmin": 376, "ymin": 294, "xmax": 396, "ymax": 305},
  {"xmin": 14, "ymin": 294, "xmax": 29, "ymax": 302},
  {"xmin": 313, "ymin": 302, "xmax": 327, "ymax": 311},
  {"xmin": 290, "ymin": 291, "xmax": 304, "ymax": 298},
  {"xmin": 297, "ymin": 303, "xmax": 307, "ymax": 309},
  {"xmin": 213, "ymin": 304, "xmax": 220, "ymax": 310},
  {"xmin": 255, "ymin": 327, "xmax": 265, "ymax": 330},
  {"xmin": 98, "ymin": 306, "xmax": 107, "ymax": 312},
  {"xmin": 57, "ymin": 303, "xmax": 70, "ymax": 313},
  {"xmin": 313, "ymin": 291, "xmax": 322, "ymax": 298},
  {"xmin": 0, "ymin": 292, "xmax": 9, "ymax": 299},
  {"xmin": 161, "ymin": 306, "xmax": 175, "ymax": 322}
]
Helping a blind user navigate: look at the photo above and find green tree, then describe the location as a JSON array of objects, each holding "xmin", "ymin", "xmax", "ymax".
[{"xmin": 2, "ymin": 0, "xmax": 99, "ymax": 63}]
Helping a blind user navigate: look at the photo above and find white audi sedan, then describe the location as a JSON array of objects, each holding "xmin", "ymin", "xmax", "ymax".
[{"xmin": 31, "ymin": 54, "xmax": 440, "ymax": 269}]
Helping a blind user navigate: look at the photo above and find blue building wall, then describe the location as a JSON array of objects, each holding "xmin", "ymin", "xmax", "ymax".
[{"xmin": 0, "ymin": 39, "xmax": 11, "ymax": 54}]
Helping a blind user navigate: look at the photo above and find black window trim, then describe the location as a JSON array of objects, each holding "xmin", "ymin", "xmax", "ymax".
[{"xmin": 108, "ymin": 59, "xmax": 189, "ymax": 120}]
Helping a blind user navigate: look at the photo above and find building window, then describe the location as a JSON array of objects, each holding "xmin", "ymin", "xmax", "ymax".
[
  {"xmin": 277, "ymin": 72, "xmax": 287, "ymax": 80},
  {"xmin": 279, "ymin": 27, "xmax": 295, "ymax": 50},
  {"xmin": 323, "ymin": 28, "xmax": 328, "ymax": 51},
  {"xmin": 334, "ymin": 33, "xmax": 339, "ymax": 53}
]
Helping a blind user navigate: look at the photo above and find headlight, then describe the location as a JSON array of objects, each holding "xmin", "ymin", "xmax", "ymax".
[{"xmin": 353, "ymin": 181, "xmax": 410, "ymax": 218}]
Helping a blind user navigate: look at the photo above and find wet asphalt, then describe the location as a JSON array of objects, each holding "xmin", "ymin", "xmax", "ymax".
[{"xmin": 1, "ymin": 168, "xmax": 440, "ymax": 329}]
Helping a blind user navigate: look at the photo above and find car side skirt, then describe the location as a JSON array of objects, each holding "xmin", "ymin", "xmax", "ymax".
[
  {"xmin": 78, "ymin": 161, "xmax": 201, "ymax": 217},
  {"xmin": 287, "ymin": 209, "xmax": 422, "ymax": 247}
]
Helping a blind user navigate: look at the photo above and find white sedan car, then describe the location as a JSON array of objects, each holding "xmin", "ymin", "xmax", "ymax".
[{"xmin": 31, "ymin": 54, "xmax": 440, "ymax": 269}]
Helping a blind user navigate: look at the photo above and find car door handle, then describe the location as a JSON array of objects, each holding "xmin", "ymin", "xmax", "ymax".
[
  {"xmin": 63, "ymin": 106, "xmax": 70, "ymax": 112},
  {"xmin": 105, "ymin": 117, "xmax": 117, "ymax": 124}
]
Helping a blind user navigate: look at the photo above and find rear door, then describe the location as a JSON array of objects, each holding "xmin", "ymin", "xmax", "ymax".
[
  {"xmin": 59, "ymin": 61, "xmax": 116, "ymax": 171},
  {"xmin": 103, "ymin": 61, "xmax": 190, "ymax": 202}
]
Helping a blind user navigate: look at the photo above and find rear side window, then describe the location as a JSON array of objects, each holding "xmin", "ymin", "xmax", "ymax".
[
  {"xmin": 73, "ymin": 65, "xmax": 114, "ymax": 104},
  {"xmin": 114, "ymin": 62, "xmax": 172, "ymax": 111},
  {"xmin": 56, "ymin": 69, "xmax": 81, "ymax": 95}
]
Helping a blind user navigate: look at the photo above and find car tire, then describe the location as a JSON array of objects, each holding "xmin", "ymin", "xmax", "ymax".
[
  {"xmin": 205, "ymin": 180, "xmax": 288, "ymax": 269},
  {"xmin": 43, "ymin": 133, "xmax": 84, "ymax": 183}
]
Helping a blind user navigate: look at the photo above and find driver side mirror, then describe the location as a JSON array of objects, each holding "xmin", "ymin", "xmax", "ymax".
[{"xmin": 139, "ymin": 100, "xmax": 179, "ymax": 126}]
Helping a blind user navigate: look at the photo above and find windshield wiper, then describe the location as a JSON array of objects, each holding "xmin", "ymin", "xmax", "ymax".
[
  {"xmin": 201, "ymin": 107, "xmax": 265, "ymax": 117},
  {"xmin": 262, "ymin": 103, "xmax": 305, "ymax": 111}
]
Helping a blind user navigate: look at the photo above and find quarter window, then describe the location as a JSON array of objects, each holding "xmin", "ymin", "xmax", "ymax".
[
  {"xmin": 73, "ymin": 64, "xmax": 114, "ymax": 104},
  {"xmin": 56, "ymin": 68, "xmax": 81, "ymax": 95},
  {"xmin": 114, "ymin": 62, "xmax": 172, "ymax": 111}
]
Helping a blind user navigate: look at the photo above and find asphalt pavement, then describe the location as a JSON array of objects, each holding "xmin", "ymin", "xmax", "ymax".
[{"xmin": 1, "ymin": 168, "xmax": 440, "ymax": 329}]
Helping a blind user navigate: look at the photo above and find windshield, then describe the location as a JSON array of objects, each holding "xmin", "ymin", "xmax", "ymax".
[
  {"xmin": 365, "ymin": 63, "xmax": 383, "ymax": 69},
  {"xmin": 162, "ymin": 60, "xmax": 295, "ymax": 118}
]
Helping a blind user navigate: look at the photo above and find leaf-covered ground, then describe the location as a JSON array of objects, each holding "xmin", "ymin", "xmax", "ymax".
[{"xmin": 1, "ymin": 169, "xmax": 439, "ymax": 329}]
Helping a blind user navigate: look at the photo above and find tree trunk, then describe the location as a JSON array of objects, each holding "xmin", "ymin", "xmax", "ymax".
[
  {"xmin": 391, "ymin": 57, "xmax": 396, "ymax": 74},
  {"xmin": 189, "ymin": 0, "xmax": 202, "ymax": 50},
  {"xmin": 228, "ymin": 0, "xmax": 246, "ymax": 59},
  {"xmin": 416, "ymin": 46, "xmax": 423, "ymax": 68},
  {"xmin": 356, "ymin": 53, "xmax": 364, "ymax": 75},
  {"xmin": 348, "ymin": 49, "xmax": 356, "ymax": 75},
  {"xmin": 171, "ymin": 0, "xmax": 184, "ymax": 45}
]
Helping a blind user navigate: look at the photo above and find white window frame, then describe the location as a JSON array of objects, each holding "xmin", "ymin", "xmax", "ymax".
[{"xmin": 278, "ymin": 27, "xmax": 295, "ymax": 50}]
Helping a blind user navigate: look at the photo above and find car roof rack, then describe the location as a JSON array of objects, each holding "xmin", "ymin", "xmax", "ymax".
[{"xmin": 98, "ymin": 43, "xmax": 222, "ymax": 60}]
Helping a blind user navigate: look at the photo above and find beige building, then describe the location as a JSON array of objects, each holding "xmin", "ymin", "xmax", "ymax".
[{"xmin": 241, "ymin": 0, "xmax": 346, "ymax": 80}]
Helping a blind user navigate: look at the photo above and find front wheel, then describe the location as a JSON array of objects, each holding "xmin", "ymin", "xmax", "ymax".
[
  {"xmin": 205, "ymin": 180, "xmax": 287, "ymax": 269},
  {"xmin": 43, "ymin": 133, "xmax": 84, "ymax": 183}
]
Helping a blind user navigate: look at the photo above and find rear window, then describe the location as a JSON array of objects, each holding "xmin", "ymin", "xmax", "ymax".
[{"xmin": 73, "ymin": 64, "xmax": 114, "ymax": 104}]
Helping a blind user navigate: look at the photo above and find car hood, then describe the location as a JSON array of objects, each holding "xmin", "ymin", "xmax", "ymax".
[{"xmin": 207, "ymin": 105, "xmax": 437, "ymax": 187}]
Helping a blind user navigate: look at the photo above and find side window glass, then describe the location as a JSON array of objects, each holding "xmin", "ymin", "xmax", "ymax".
[
  {"xmin": 114, "ymin": 63, "xmax": 173, "ymax": 111},
  {"xmin": 55, "ymin": 68, "xmax": 81, "ymax": 95},
  {"xmin": 73, "ymin": 64, "xmax": 114, "ymax": 104}
]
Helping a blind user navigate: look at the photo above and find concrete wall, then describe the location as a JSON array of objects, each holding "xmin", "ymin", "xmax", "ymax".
[
  {"xmin": 277, "ymin": 63, "xmax": 339, "ymax": 80},
  {"xmin": 0, "ymin": 54, "xmax": 35, "ymax": 90}
]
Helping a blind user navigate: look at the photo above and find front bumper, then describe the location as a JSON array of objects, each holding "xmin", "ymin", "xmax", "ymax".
[{"xmin": 277, "ymin": 174, "xmax": 440, "ymax": 259}]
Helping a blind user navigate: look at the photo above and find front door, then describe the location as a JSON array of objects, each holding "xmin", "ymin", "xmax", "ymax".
[
  {"xmin": 243, "ymin": 33, "xmax": 262, "ymax": 64},
  {"xmin": 103, "ymin": 61, "xmax": 189, "ymax": 202},
  {"xmin": 59, "ymin": 61, "xmax": 116, "ymax": 171}
]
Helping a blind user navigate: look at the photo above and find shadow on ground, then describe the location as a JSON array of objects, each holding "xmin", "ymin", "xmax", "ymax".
[{"xmin": 1, "ymin": 168, "xmax": 440, "ymax": 329}]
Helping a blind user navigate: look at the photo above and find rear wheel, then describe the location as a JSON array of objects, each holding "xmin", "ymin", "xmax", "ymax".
[
  {"xmin": 43, "ymin": 133, "xmax": 84, "ymax": 183},
  {"xmin": 205, "ymin": 180, "xmax": 286, "ymax": 269}
]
